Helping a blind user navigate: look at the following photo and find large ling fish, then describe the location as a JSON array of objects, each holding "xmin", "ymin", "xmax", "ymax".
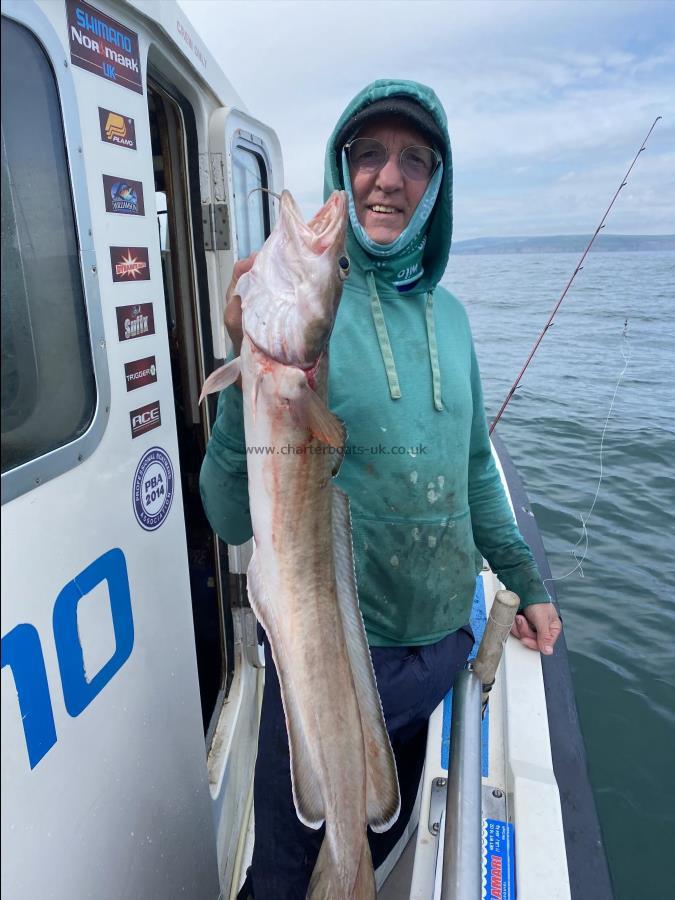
[{"xmin": 200, "ymin": 190, "xmax": 400, "ymax": 899}]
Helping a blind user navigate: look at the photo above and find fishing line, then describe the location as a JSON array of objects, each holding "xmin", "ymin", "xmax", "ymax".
[
  {"xmin": 247, "ymin": 186, "xmax": 281, "ymax": 203},
  {"xmin": 542, "ymin": 319, "xmax": 631, "ymax": 593},
  {"xmin": 486, "ymin": 116, "xmax": 658, "ymax": 607},
  {"xmin": 489, "ymin": 115, "xmax": 660, "ymax": 435}
]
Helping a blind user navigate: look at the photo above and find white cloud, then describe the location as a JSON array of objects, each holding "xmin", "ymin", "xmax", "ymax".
[
  {"xmin": 177, "ymin": 0, "xmax": 675, "ymax": 237},
  {"xmin": 455, "ymin": 151, "xmax": 675, "ymax": 237}
]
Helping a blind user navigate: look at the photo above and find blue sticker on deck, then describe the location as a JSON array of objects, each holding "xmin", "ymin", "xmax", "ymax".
[
  {"xmin": 482, "ymin": 818, "xmax": 516, "ymax": 899},
  {"xmin": 441, "ymin": 576, "xmax": 490, "ymax": 776}
]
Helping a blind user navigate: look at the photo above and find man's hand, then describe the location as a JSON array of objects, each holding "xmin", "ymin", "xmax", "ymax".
[
  {"xmin": 510, "ymin": 603, "xmax": 562, "ymax": 655},
  {"xmin": 224, "ymin": 253, "xmax": 257, "ymax": 356}
]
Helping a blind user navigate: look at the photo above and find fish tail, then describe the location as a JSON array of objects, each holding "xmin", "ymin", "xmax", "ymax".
[
  {"xmin": 351, "ymin": 839, "xmax": 377, "ymax": 900},
  {"xmin": 306, "ymin": 831, "xmax": 375, "ymax": 900}
]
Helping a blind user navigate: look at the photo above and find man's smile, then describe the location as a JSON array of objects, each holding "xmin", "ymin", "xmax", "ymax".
[{"xmin": 367, "ymin": 203, "xmax": 404, "ymax": 215}]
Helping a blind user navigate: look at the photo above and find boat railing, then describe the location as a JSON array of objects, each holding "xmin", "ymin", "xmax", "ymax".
[
  {"xmin": 439, "ymin": 590, "xmax": 519, "ymax": 900},
  {"xmin": 440, "ymin": 667, "xmax": 483, "ymax": 899}
]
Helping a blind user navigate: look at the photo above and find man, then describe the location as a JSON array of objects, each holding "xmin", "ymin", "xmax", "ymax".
[{"xmin": 200, "ymin": 79, "xmax": 561, "ymax": 899}]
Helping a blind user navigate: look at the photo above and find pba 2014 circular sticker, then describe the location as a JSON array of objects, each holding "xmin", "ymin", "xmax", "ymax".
[{"xmin": 133, "ymin": 446, "xmax": 174, "ymax": 531}]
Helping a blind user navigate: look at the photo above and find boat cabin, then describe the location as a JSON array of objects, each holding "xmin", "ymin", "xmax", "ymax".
[{"xmin": 0, "ymin": 3, "xmax": 611, "ymax": 898}]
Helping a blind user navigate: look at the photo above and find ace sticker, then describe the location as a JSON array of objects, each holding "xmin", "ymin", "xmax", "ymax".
[{"xmin": 130, "ymin": 400, "xmax": 161, "ymax": 438}]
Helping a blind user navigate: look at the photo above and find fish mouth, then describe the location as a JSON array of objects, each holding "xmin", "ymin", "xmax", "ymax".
[
  {"xmin": 243, "ymin": 190, "xmax": 348, "ymax": 369},
  {"xmin": 280, "ymin": 190, "xmax": 347, "ymax": 255}
]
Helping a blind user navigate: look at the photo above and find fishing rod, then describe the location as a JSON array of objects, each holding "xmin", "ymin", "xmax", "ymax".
[{"xmin": 489, "ymin": 115, "xmax": 662, "ymax": 435}]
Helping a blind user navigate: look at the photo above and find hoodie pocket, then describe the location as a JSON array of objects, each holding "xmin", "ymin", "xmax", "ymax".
[{"xmin": 351, "ymin": 509, "xmax": 478, "ymax": 643}]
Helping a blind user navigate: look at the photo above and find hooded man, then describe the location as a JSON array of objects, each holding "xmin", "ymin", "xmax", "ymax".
[{"xmin": 200, "ymin": 79, "xmax": 561, "ymax": 899}]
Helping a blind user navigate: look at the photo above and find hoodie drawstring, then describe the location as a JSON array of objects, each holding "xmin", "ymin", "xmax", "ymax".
[
  {"xmin": 366, "ymin": 271, "xmax": 444, "ymax": 411},
  {"xmin": 425, "ymin": 291, "xmax": 444, "ymax": 411},
  {"xmin": 367, "ymin": 270, "xmax": 401, "ymax": 400}
]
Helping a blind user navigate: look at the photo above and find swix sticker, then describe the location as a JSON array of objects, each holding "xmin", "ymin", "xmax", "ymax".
[
  {"xmin": 124, "ymin": 356, "xmax": 157, "ymax": 391},
  {"xmin": 103, "ymin": 174, "xmax": 145, "ymax": 215},
  {"xmin": 99, "ymin": 108, "xmax": 137, "ymax": 149},
  {"xmin": 67, "ymin": 0, "xmax": 143, "ymax": 94},
  {"xmin": 130, "ymin": 401, "xmax": 161, "ymax": 439},
  {"xmin": 133, "ymin": 446, "xmax": 174, "ymax": 531},
  {"xmin": 110, "ymin": 246, "xmax": 150, "ymax": 282},
  {"xmin": 116, "ymin": 303, "xmax": 155, "ymax": 341}
]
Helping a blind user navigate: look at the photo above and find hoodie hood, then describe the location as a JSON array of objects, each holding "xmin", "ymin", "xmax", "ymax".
[{"xmin": 324, "ymin": 79, "xmax": 453, "ymax": 295}]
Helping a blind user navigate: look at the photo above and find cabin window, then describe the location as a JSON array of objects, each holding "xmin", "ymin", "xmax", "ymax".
[
  {"xmin": 1, "ymin": 18, "xmax": 95, "ymax": 475},
  {"xmin": 231, "ymin": 143, "xmax": 271, "ymax": 258}
]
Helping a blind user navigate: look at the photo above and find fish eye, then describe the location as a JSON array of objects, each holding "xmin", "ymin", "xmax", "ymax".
[{"xmin": 338, "ymin": 255, "xmax": 350, "ymax": 279}]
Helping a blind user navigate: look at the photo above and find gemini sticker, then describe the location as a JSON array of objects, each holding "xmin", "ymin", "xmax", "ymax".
[
  {"xmin": 110, "ymin": 246, "xmax": 150, "ymax": 282},
  {"xmin": 133, "ymin": 447, "xmax": 174, "ymax": 531},
  {"xmin": 99, "ymin": 108, "xmax": 137, "ymax": 149},
  {"xmin": 103, "ymin": 175, "xmax": 145, "ymax": 215},
  {"xmin": 67, "ymin": 0, "xmax": 142, "ymax": 94}
]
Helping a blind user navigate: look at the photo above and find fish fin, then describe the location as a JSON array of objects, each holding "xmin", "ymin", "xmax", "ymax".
[
  {"xmin": 198, "ymin": 357, "xmax": 240, "ymax": 403},
  {"xmin": 307, "ymin": 830, "xmax": 375, "ymax": 900},
  {"xmin": 246, "ymin": 550, "xmax": 326, "ymax": 829},
  {"xmin": 331, "ymin": 487, "xmax": 401, "ymax": 832},
  {"xmin": 306, "ymin": 389, "xmax": 344, "ymax": 449}
]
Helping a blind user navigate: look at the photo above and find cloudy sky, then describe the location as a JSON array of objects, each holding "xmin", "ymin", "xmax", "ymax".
[{"xmin": 177, "ymin": 0, "xmax": 673, "ymax": 240}]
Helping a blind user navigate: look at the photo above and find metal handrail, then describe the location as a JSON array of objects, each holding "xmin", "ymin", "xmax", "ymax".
[
  {"xmin": 440, "ymin": 590, "xmax": 520, "ymax": 899},
  {"xmin": 440, "ymin": 667, "xmax": 482, "ymax": 899}
]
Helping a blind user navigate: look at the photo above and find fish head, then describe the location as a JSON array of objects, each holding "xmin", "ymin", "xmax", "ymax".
[{"xmin": 238, "ymin": 190, "xmax": 349, "ymax": 368}]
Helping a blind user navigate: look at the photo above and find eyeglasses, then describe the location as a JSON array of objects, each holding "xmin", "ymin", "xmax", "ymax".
[{"xmin": 345, "ymin": 138, "xmax": 440, "ymax": 182}]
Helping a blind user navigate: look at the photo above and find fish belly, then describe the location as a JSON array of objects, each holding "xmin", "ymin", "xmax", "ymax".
[{"xmin": 242, "ymin": 344, "xmax": 372, "ymax": 894}]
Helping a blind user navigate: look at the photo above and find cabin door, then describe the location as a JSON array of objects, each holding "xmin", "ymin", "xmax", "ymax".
[
  {"xmin": 201, "ymin": 104, "xmax": 284, "ymax": 890},
  {"xmin": 205, "ymin": 106, "xmax": 283, "ymax": 584},
  {"xmin": 1, "ymin": 3, "xmax": 221, "ymax": 898},
  {"xmin": 145, "ymin": 77, "xmax": 232, "ymax": 742}
]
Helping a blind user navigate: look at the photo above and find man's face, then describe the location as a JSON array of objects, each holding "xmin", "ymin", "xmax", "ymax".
[{"xmin": 348, "ymin": 116, "xmax": 433, "ymax": 244}]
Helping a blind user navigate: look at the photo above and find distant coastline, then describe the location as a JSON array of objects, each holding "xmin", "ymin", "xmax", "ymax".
[{"xmin": 450, "ymin": 234, "xmax": 675, "ymax": 254}]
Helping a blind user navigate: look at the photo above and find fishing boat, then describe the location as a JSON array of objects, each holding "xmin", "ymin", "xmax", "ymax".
[{"xmin": 0, "ymin": 1, "xmax": 612, "ymax": 896}]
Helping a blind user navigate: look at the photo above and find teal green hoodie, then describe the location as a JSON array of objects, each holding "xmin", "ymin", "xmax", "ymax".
[{"xmin": 200, "ymin": 79, "xmax": 548, "ymax": 647}]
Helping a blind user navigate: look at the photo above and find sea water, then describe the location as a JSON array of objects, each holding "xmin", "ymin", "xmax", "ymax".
[{"xmin": 442, "ymin": 250, "xmax": 675, "ymax": 899}]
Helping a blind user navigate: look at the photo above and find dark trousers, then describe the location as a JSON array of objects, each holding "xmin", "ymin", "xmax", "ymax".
[{"xmin": 240, "ymin": 625, "xmax": 474, "ymax": 900}]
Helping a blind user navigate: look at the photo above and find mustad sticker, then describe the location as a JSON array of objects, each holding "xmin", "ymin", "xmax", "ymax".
[
  {"xmin": 99, "ymin": 108, "xmax": 137, "ymax": 149},
  {"xmin": 116, "ymin": 303, "xmax": 155, "ymax": 341},
  {"xmin": 67, "ymin": 0, "xmax": 142, "ymax": 94},
  {"xmin": 103, "ymin": 174, "xmax": 145, "ymax": 215},
  {"xmin": 130, "ymin": 400, "xmax": 161, "ymax": 439},
  {"xmin": 111, "ymin": 246, "xmax": 150, "ymax": 282},
  {"xmin": 124, "ymin": 356, "xmax": 157, "ymax": 391},
  {"xmin": 133, "ymin": 446, "xmax": 174, "ymax": 531}
]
